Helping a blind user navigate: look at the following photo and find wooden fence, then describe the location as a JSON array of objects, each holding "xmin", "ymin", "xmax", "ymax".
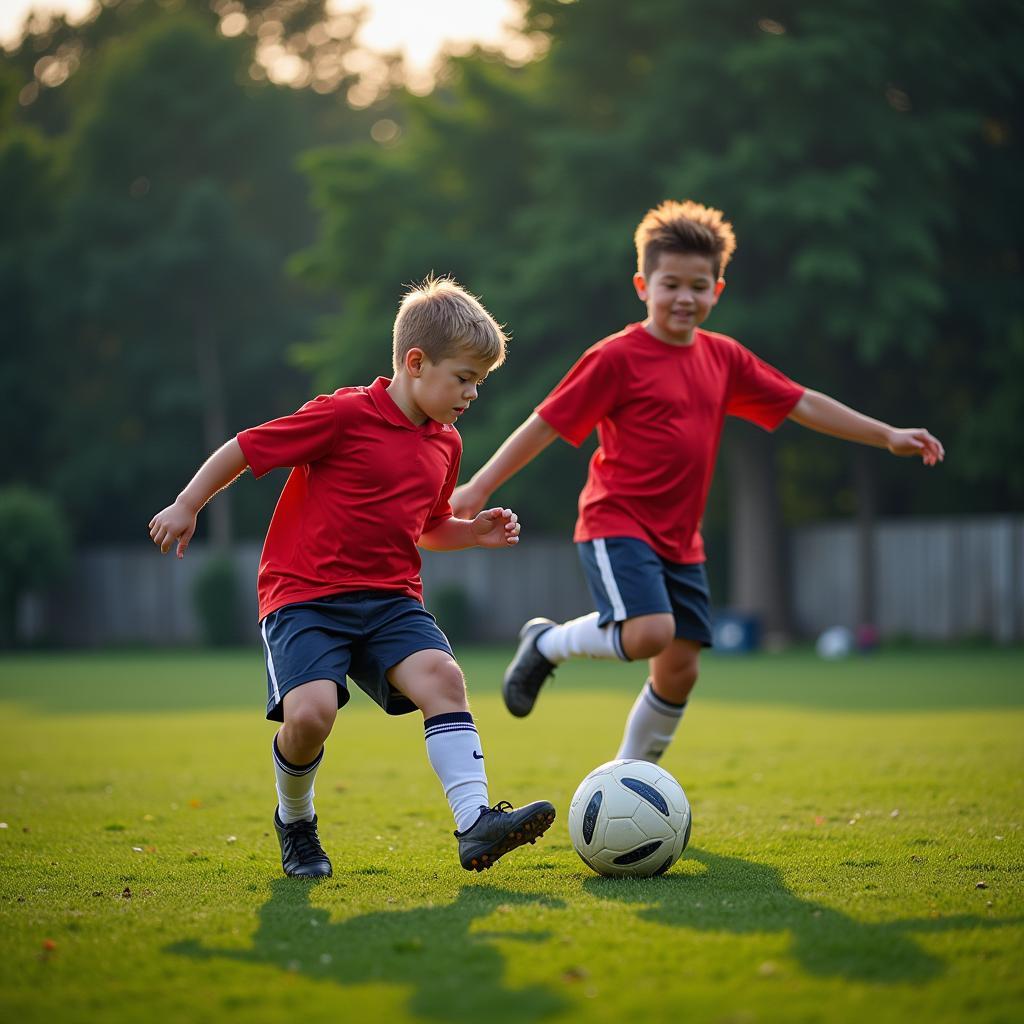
[
  {"xmin": 791, "ymin": 515, "xmax": 1023, "ymax": 643},
  {"xmin": 18, "ymin": 515, "xmax": 1023, "ymax": 646}
]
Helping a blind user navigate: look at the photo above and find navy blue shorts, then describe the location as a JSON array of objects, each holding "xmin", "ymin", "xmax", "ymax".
[
  {"xmin": 577, "ymin": 537, "xmax": 713, "ymax": 647},
  {"xmin": 259, "ymin": 590, "xmax": 454, "ymax": 721}
]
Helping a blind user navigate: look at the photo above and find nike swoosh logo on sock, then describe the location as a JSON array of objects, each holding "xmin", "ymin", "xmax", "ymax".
[{"xmin": 472, "ymin": 751, "xmax": 484, "ymax": 760}]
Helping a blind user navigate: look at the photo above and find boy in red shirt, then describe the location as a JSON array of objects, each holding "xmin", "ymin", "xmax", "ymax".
[
  {"xmin": 149, "ymin": 277, "xmax": 554, "ymax": 877},
  {"xmin": 452, "ymin": 200, "xmax": 944, "ymax": 763}
]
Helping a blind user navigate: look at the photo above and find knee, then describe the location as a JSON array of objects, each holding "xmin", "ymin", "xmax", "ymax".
[
  {"xmin": 622, "ymin": 615, "xmax": 676, "ymax": 660},
  {"xmin": 429, "ymin": 658, "xmax": 468, "ymax": 708},
  {"xmin": 285, "ymin": 698, "xmax": 336, "ymax": 745}
]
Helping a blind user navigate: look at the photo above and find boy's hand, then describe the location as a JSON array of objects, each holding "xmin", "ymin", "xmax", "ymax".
[
  {"xmin": 887, "ymin": 428, "xmax": 945, "ymax": 466},
  {"xmin": 471, "ymin": 507, "xmax": 520, "ymax": 547},
  {"xmin": 452, "ymin": 483, "xmax": 488, "ymax": 520},
  {"xmin": 149, "ymin": 500, "xmax": 198, "ymax": 558}
]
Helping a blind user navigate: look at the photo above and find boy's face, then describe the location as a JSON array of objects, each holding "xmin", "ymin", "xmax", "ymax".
[
  {"xmin": 406, "ymin": 350, "xmax": 492, "ymax": 425},
  {"xmin": 633, "ymin": 252, "xmax": 725, "ymax": 345}
]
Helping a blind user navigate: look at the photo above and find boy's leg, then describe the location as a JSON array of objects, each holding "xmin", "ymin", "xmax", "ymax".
[
  {"xmin": 275, "ymin": 679, "xmax": 338, "ymax": 822},
  {"xmin": 387, "ymin": 649, "xmax": 489, "ymax": 832},
  {"xmin": 504, "ymin": 538, "xmax": 675, "ymax": 717},
  {"xmin": 269, "ymin": 680, "xmax": 339, "ymax": 879},
  {"xmin": 616, "ymin": 638, "xmax": 700, "ymax": 762},
  {"xmin": 616, "ymin": 561, "xmax": 711, "ymax": 763},
  {"xmin": 386, "ymin": 646, "xmax": 555, "ymax": 870},
  {"xmin": 261, "ymin": 599, "xmax": 355, "ymax": 880}
]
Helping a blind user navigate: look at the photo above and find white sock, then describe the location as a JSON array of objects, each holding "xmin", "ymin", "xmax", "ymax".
[
  {"xmin": 536, "ymin": 612, "xmax": 628, "ymax": 663},
  {"xmin": 615, "ymin": 680, "xmax": 687, "ymax": 763},
  {"xmin": 273, "ymin": 734, "xmax": 323, "ymax": 823},
  {"xmin": 423, "ymin": 712, "xmax": 489, "ymax": 833}
]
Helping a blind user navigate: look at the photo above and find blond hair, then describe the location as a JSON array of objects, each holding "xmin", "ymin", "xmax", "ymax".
[
  {"xmin": 634, "ymin": 199, "xmax": 737, "ymax": 280},
  {"xmin": 392, "ymin": 275, "xmax": 508, "ymax": 373}
]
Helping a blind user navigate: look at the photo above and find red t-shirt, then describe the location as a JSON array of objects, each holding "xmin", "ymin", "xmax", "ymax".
[
  {"xmin": 237, "ymin": 377, "xmax": 461, "ymax": 620},
  {"xmin": 536, "ymin": 323, "xmax": 804, "ymax": 564}
]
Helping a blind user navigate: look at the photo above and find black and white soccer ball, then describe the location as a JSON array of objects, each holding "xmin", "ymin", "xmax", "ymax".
[{"xmin": 568, "ymin": 759, "xmax": 691, "ymax": 877}]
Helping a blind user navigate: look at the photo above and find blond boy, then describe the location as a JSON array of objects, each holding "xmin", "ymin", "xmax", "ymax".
[{"xmin": 150, "ymin": 277, "xmax": 554, "ymax": 876}]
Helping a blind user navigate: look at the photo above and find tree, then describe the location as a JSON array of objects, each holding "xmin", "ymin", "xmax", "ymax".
[
  {"xmin": 1, "ymin": 0, "xmax": 377, "ymax": 545},
  {"xmin": 0, "ymin": 68, "xmax": 60, "ymax": 493},
  {"xmin": 28, "ymin": 14, "xmax": 321, "ymax": 544},
  {"xmin": 3, "ymin": 0, "xmax": 361, "ymax": 138}
]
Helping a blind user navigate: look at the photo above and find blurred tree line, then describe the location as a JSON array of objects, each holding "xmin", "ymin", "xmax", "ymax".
[
  {"xmin": 1, "ymin": 0, "xmax": 375, "ymax": 547},
  {"xmin": 1, "ymin": 0, "xmax": 1021, "ymax": 620}
]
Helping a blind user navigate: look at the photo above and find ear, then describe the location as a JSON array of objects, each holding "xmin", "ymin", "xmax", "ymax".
[
  {"xmin": 714, "ymin": 278, "xmax": 726, "ymax": 299},
  {"xmin": 632, "ymin": 272, "xmax": 649, "ymax": 302},
  {"xmin": 404, "ymin": 347, "xmax": 426, "ymax": 377}
]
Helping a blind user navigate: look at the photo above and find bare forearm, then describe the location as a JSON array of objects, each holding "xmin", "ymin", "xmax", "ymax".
[
  {"xmin": 420, "ymin": 507, "xmax": 521, "ymax": 551},
  {"xmin": 789, "ymin": 391, "xmax": 945, "ymax": 464},
  {"xmin": 788, "ymin": 390, "xmax": 893, "ymax": 448},
  {"xmin": 468, "ymin": 413, "xmax": 558, "ymax": 495},
  {"xmin": 419, "ymin": 518, "xmax": 478, "ymax": 551},
  {"xmin": 151, "ymin": 438, "xmax": 248, "ymax": 557},
  {"xmin": 178, "ymin": 438, "xmax": 249, "ymax": 512}
]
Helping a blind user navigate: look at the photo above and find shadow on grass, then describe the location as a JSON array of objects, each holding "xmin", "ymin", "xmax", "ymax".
[
  {"xmin": 585, "ymin": 847, "xmax": 1017, "ymax": 983},
  {"xmin": 168, "ymin": 878, "xmax": 568, "ymax": 1022}
]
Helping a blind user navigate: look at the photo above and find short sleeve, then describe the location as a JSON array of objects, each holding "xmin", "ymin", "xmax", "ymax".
[
  {"xmin": 726, "ymin": 344, "xmax": 805, "ymax": 431},
  {"xmin": 422, "ymin": 443, "xmax": 462, "ymax": 535},
  {"xmin": 237, "ymin": 394, "xmax": 343, "ymax": 478},
  {"xmin": 536, "ymin": 345, "xmax": 622, "ymax": 447}
]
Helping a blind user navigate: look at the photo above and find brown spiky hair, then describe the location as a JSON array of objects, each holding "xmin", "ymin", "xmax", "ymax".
[
  {"xmin": 392, "ymin": 274, "xmax": 508, "ymax": 374},
  {"xmin": 634, "ymin": 200, "xmax": 737, "ymax": 280}
]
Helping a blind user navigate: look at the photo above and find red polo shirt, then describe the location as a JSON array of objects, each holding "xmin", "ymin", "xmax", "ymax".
[
  {"xmin": 537, "ymin": 323, "xmax": 804, "ymax": 564},
  {"xmin": 237, "ymin": 377, "xmax": 461, "ymax": 620}
]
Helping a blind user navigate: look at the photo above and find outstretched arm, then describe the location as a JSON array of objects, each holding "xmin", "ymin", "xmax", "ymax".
[
  {"xmin": 149, "ymin": 439, "xmax": 249, "ymax": 557},
  {"xmin": 451, "ymin": 413, "xmax": 558, "ymax": 518},
  {"xmin": 787, "ymin": 390, "xmax": 944, "ymax": 466}
]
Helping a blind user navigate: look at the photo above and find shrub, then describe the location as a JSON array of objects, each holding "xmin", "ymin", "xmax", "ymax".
[
  {"xmin": 0, "ymin": 486, "xmax": 71, "ymax": 646},
  {"xmin": 431, "ymin": 583, "xmax": 476, "ymax": 645},
  {"xmin": 192, "ymin": 553, "xmax": 243, "ymax": 646}
]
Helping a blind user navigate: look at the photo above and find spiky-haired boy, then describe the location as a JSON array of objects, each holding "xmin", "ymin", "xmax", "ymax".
[
  {"xmin": 453, "ymin": 200, "xmax": 943, "ymax": 763},
  {"xmin": 150, "ymin": 276, "xmax": 554, "ymax": 877}
]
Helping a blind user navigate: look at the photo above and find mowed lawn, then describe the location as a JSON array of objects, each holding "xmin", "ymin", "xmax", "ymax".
[{"xmin": 1, "ymin": 647, "xmax": 1021, "ymax": 1024}]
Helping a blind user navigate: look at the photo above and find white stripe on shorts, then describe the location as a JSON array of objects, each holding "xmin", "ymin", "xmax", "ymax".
[
  {"xmin": 593, "ymin": 538, "xmax": 627, "ymax": 621},
  {"xmin": 260, "ymin": 620, "xmax": 281, "ymax": 706}
]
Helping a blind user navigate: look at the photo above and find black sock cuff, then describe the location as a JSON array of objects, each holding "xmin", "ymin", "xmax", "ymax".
[
  {"xmin": 644, "ymin": 679, "xmax": 688, "ymax": 712},
  {"xmin": 613, "ymin": 622, "xmax": 631, "ymax": 662},
  {"xmin": 423, "ymin": 711, "xmax": 474, "ymax": 729},
  {"xmin": 423, "ymin": 711, "xmax": 477, "ymax": 740},
  {"xmin": 273, "ymin": 735, "xmax": 323, "ymax": 775}
]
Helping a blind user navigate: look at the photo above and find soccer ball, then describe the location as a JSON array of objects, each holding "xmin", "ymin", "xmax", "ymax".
[
  {"xmin": 816, "ymin": 625, "xmax": 854, "ymax": 660},
  {"xmin": 568, "ymin": 759, "xmax": 691, "ymax": 877}
]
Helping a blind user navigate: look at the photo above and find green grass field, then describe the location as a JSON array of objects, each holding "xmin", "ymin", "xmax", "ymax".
[{"xmin": 1, "ymin": 647, "xmax": 1022, "ymax": 1024}]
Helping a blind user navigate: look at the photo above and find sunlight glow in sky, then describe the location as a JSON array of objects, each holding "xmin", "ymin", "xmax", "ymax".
[
  {"xmin": 336, "ymin": 0, "xmax": 525, "ymax": 76},
  {"xmin": 1, "ymin": 0, "xmax": 526, "ymax": 70},
  {"xmin": 0, "ymin": 0, "xmax": 94, "ymax": 46}
]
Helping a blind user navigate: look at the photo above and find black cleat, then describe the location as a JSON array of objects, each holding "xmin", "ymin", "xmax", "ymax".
[
  {"xmin": 274, "ymin": 810, "xmax": 333, "ymax": 878},
  {"xmin": 456, "ymin": 800, "xmax": 557, "ymax": 871},
  {"xmin": 503, "ymin": 617, "xmax": 556, "ymax": 717}
]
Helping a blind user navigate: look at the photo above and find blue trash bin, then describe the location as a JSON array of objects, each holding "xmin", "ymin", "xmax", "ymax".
[{"xmin": 711, "ymin": 610, "xmax": 761, "ymax": 653}]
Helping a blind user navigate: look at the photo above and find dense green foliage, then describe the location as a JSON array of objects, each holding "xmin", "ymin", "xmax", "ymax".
[
  {"xmin": 1, "ymin": 0, "xmax": 1021, "ymax": 567},
  {"xmin": 0, "ymin": 647, "xmax": 1021, "ymax": 1022},
  {"xmin": 296, "ymin": 0, "xmax": 1024, "ymax": 534},
  {"xmin": 1, "ymin": 1, "xmax": 363, "ymax": 544}
]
